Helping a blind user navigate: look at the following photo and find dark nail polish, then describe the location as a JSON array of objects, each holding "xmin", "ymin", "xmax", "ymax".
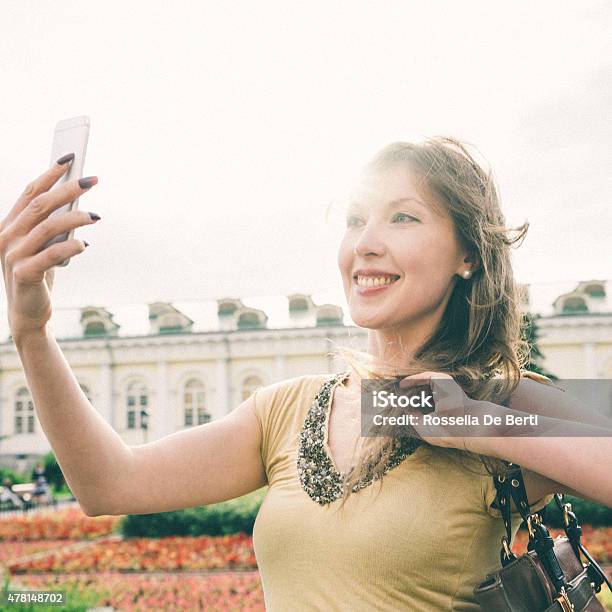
[
  {"xmin": 79, "ymin": 176, "xmax": 98, "ymax": 189},
  {"xmin": 88, "ymin": 212, "xmax": 101, "ymax": 221},
  {"xmin": 83, "ymin": 241, "xmax": 90, "ymax": 248},
  {"xmin": 57, "ymin": 153, "xmax": 75, "ymax": 165}
]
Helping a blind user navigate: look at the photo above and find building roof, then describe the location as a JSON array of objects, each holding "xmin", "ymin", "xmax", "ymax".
[
  {"xmin": 0, "ymin": 294, "xmax": 346, "ymax": 343},
  {"xmin": 1, "ymin": 280, "xmax": 609, "ymax": 343}
]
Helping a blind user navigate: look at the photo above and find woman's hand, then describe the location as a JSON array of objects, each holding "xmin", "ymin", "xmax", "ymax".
[
  {"xmin": 0, "ymin": 156, "xmax": 100, "ymax": 343},
  {"xmin": 398, "ymin": 371, "xmax": 476, "ymax": 451}
]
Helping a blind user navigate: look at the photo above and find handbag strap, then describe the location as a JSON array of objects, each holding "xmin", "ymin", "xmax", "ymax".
[
  {"xmin": 493, "ymin": 462, "xmax": 569, "ymax": 593},
  {"xmin": 492, "ymin": 467, "xmax": 516, "ymax": 559},
  {"xmin": 493, "ymin": 461, "xmax": 539, "ymax": 563},
  {"xmin": 493, "ymin": 462, "xmax": 611, "ymax": 594}
]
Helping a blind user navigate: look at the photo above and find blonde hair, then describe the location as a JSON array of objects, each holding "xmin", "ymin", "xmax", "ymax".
[{"xmin": 331, "ymin": 136, "xmax": 531, "ymax": 509}]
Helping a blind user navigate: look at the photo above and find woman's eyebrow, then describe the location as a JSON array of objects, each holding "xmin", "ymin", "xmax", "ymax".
[
  {"xmin": 388, "ymin": 197, "xmax": 428, "ymax": 210},
  {"xmin": 347, "ymin": 196, "xmax": 429, "ymax": 214}
]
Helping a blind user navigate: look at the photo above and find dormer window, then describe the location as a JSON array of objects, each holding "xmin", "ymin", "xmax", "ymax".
[
  {"xmin": 583, "ymin": 283, "xmax": 605, "ymax": 298},
  {"xmin": 561, "ymin": 297, "xmax": 588, "ymax": 314}
]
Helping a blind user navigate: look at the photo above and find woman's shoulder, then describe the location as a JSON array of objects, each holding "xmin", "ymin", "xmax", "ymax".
[
  {"xmin": 487, "ymin": 369, "xmax": 564, "ymax": 411},
  {"xmin": 252, "ymin": 371, "xmax": 339, "ymax": 417},
  {"xmin": 505, "ymin": 370, "xmax": 565, "ymax": 411},
  {"xmin": 252, "ymin": 373, "xmax": 340, "ymax": 461},
  {"xmin": 255, "ymin": 371, "xmax": 333, "ymax": 398}
]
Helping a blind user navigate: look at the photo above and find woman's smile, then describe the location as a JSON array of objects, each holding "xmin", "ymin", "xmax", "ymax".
[{"xmin": 353, "ymin": 274, "xmax": 401, "ymax": 295}]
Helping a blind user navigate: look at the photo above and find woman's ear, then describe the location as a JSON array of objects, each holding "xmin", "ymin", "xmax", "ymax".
[
  {"xmin": 455, "ymin": 252, "xmax": 481, "ymax": 279},
  {"xmin": 462, "ymin": 251, "xmax": 481, "ymax": 275}
]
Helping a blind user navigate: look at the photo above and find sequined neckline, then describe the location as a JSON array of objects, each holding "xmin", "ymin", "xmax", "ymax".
[{"xmin": 297, "ymin": 370, "xmax": 420, "ymax": 505}]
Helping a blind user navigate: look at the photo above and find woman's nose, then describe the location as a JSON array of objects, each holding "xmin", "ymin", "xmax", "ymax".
[{"xmin": 353, "ymin": 224, "xmax": 387, "ymax": 257}]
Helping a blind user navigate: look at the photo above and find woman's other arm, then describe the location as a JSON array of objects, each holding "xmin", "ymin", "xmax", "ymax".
[{"xmin": 467, "ymin": 379, "xmax": 612, "ymax": 507}]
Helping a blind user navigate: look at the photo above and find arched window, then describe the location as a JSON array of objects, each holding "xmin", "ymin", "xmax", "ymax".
[
  {"xmin": 583, "ymin": 283, "xmax": 605, "ymax": 298},
  {"xmin": 183, "ymin": 379, "xmax": 210, "ymax": 426},
  {"xmin": 126, "ymin": 381, "xmax": 149, "ymax": 430},
  {"xmin": 237, "ymin": 312, "xmax": 261, "ymax": 329},
  {"xmin": 289, "ymin": 297, "xmax": 309, "ymax": 311},
  {"xmin": 562, "ymin": 297, "xmax": 588, "ymax": 314},
  {"xmin": 84, "ymin": 321, "xmax": 106, "ymax": 337},
  {"xmin": 14, "ymin": 387, "xmax": 35, "ymax": 434},
  {"xmin": 242, "ymin": 375, "xmax": 263, "ymax": 402}
]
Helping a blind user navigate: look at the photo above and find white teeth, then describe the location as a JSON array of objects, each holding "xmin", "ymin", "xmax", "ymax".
[{"xmin": 355, "ymin": 275, "xmax": 399, "ymax": 287}]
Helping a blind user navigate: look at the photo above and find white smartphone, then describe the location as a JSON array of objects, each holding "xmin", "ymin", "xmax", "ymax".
[{"xmin": 42, "ymin": 115, "xmax": 91, "ymax": 267}]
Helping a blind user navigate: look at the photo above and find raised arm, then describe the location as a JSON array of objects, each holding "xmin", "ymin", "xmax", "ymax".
[
  {"xmin": 3, "ymin": 157, "xmax": 266, "ymax": 518},
  {"xmin": 14, "ymin": 329, "xmax": 267, "ymax": 517}
]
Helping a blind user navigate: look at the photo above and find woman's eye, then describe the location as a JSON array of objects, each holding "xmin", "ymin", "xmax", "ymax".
[
  {"xmin": 393, "ymin": 212, "xmax": 419, "ymax": 223},
  {"xmin": 345, "ymin": 213, "xmax": 418, "ymax": 227}
]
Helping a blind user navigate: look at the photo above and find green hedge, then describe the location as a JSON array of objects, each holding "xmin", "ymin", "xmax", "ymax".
[
  {"xmin": 118, "ymin": 488, "xmax": 611, "ymax": 538},
  {"xmin": 118, "ymin": 487, "xmax": 266, "ymax": 538},
  {"xmin": 0, "ymin": 452, "xmax": 66, "ymax": 492},
  {"xmin": 40, "ymin": 451, "xmax": 67, "ymax": 492},
  {"xmin": 544, "ymin": 495, "xmax": 612, "ymax": 528},
  {"xmin": 522, "ymin": 495, "xmax": 612, "ymax": 528},
  {"xmin": 0, "ymin": 466, "xmax": 26, "ymax": 486}
]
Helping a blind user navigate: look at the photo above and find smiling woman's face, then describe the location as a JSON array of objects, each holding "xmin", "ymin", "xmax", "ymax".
[{"xmin": 337, "ymin": 162, "xmax": 470, "ymax": 331}]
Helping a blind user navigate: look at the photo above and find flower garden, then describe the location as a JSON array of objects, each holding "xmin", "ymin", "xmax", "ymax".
[
  {"xmin": 1, "ymin": 503, "xmax": 265, "ymax": 611},
  {"xmin": 1, "ymin": 499, "xmax": 611, "ymax": 611}
]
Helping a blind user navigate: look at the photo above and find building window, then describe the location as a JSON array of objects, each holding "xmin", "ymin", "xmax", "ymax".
[
  {"xmin": 15, "ymin": 387, "xmax": 35, "ymax": 434},
  {"xmin": 289, "ymin": 297, "xmax": 309, "ymax": 311},
  {"xmin": 126, "ymin": 381, "xmax": 149, "ymax": 430},
  {"xmin": 562, "ymin": 297, "xmax": 588, "ymax": 314},
  {"xmin": 242, "ymin": 375, "xmax": 263, "ymax": 402},
  {"xmin": 84, "ymin": 321, "xmax": 106, "ymax": 337},
  {"xmin": 183, "ymin": 379, "xmax": 210, "ymax": 426},
  {"xmin": 237, "ymin": 312, "xmax": 262, "ymax": 329},
  {"xmin": 583, "ymin": 283, "xmax": 605, "ymax": 298}
]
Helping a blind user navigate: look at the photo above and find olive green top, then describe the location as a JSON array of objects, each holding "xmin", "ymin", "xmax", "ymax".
[{"xmin": 251, "ymin": 373, "xmax": 553, "ymax": 611}]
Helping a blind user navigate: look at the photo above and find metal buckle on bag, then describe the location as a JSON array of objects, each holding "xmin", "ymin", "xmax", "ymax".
[
  {"xmin": 563, "ymin": 503, "xmax": 572, "ymax": 528},
  {"xmin": 554, "ymin": 586, "xmax": 575, "ymax": 612},
  {"xmin": 526, "ymin": 513, "xmax": 542, "ymax": 539},
  {"xmin": 501, "ymin": 536, "xmax": 513, "ymax": 560}
]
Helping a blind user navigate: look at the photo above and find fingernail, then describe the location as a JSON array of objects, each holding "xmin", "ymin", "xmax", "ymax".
[
  {"xmin": 79, "ymin": 176, "xmax": 98, "ymax": 189},
  {"xmin": 88, "ymin": 212, "xmax": 101, "ymax": 221},
  {"xmin": 57, "ymin": 153, "xmax": 75, "ymax": 165}
]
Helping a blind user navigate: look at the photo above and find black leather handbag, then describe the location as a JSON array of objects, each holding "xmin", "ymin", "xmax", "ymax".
[{"xmin": 473, "ymin": 461, "xmax": 612, "ymax": 611}]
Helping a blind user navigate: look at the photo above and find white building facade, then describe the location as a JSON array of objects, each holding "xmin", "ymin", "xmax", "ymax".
[
  {"xmin": 1, "ymin": 281, "xmax": 610, "ymax": 474},
  {"xmin": 0, "ymin": 295, "xmax": 364, "ymax": 473}
]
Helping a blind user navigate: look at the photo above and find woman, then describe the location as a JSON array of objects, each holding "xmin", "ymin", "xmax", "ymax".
[{"xmin": 2, "ymin": 138, "xmax": 610, "ymax": 610}]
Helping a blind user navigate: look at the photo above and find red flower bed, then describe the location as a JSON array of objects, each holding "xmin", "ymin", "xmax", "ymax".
[
  {"xmin": 0, "ymin": 539, "xmax": 80, "ymax": 565},
  {"xmin": 0, "ymin": 507, "xmax": 120, "ymax": 541},
  {"xmin": 512, "ymin": 526, "xmax": 612, "ymax": 564},
  {"xmin": 6, "ymin": 527, "xmax": 609, "ymax": 575},
  {"xmin": 8, "ymin": 570, "xmax": 265, "ymax": 611},
  {"xmin": 8, "ymin": 533, "xmax": 256, "ymax": 574}
]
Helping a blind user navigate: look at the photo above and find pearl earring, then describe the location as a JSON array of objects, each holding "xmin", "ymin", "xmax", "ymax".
[{"xmin": 462, "ymin": 270, "xmax": 472, "ymax": 279}]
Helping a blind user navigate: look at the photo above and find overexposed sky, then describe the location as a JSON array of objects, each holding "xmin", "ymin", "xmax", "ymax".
[{"xmin": 0, "ymin": 0, "xmax": 610, "ymax": 330}]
